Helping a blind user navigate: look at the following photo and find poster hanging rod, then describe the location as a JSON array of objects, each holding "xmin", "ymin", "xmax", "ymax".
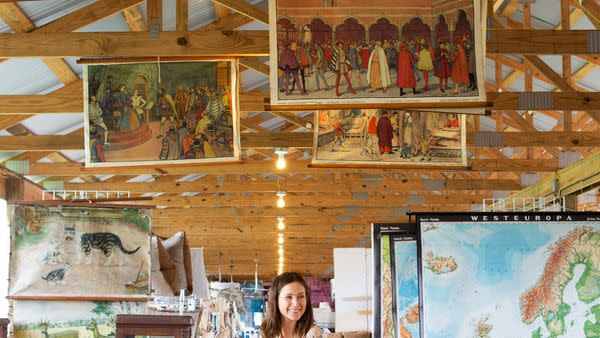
[{"xmin": 77, "ymin": 56, "xmax": 241, "ymax": 64}]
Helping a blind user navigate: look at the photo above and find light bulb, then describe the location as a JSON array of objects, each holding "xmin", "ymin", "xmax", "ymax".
[
  {"xmin": 276, "ymin": 156, "xmax": 286, "ymax": 170},
  {"xmin": 278, "ymin": 265, "xmax": 284, "ymax": 275},
  {"xmin": 277, "ymin": 232, "xmax": 284, "ymax": 238},
  {"xmin": 275, "ymin": 148, "xmax": 288, "ymax": 170},
  {"xmin": 277, "ymin": 216, "xmax": 285, "ymax": 230},
  {"xmin": 278, "ymin": 247, "xmax": 284, "ymax": 255},
  {"xmin": 277, "ymin": 237, "xmax": 284, "ymax": 244},
  {"xmin": 279, "ymin": 256, "xmax": 284, "ymax": 263},
  {"xmin": 276, "ymin": 191, "xmax": 286, "ymax": 208}
]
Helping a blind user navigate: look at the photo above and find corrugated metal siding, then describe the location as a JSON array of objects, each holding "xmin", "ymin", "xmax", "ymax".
[
  {"xmin": 76, "ymin": 11, "xmax": 131, "ymax": 32},
  {"xmin": 0, "ymin": 58, "xmax": 62, "ymax": 94},
  {"xmin": 20, "ymin": 114, "xmax": 83, "ymax": 136},
  {"xmin": 18, "ymin": 0, "xmax": 97, "ymax": 28}
]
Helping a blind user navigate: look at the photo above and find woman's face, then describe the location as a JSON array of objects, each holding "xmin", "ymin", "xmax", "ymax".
[{"xmin": 277, "ymin": 281, "xmax": 307, "ymax": 324}]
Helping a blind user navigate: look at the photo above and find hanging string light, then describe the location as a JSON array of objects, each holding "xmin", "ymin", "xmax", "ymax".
[
  {"xmin": 274, "ymin": 147, "xmax": 288, "ymax": 170},
  {"xmin": 276, "ymin": 191, "xmax": 286, "ymax": 208},
  {"xmin": 277, "ymin": 216, "xmax": 285, "ymax": 230}
]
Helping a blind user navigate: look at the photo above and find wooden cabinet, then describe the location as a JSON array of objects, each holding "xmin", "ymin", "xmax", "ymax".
[{"xmin": 116, "ymin": 315, "xmax": 194, "ymax": 338}]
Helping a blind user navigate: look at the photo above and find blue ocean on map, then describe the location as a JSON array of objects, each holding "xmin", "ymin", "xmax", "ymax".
[
  {"xmin": 394, "ymin": 240, "xmax": 420, "ymax": 338},
  {"xmin": 420, "ymin": 220, "xmax": 600, "ymax": 338}
]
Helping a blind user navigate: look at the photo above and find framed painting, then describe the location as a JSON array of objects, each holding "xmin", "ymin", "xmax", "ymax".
[
  {"xmin": 9, "ymin": 203, "xmax": 151, "ymax": 298},
  {"xmin": 313, "ymin": 109, "xmax": 467, "ymax": 166},
  {"xmin": 269, "ymin": 0, "xmax": 487, "ymax": 107},
  {"xmin": 83, "ymin": 59, "xmax": 240, "ymax": 167},
  {"xmin": 12, "ymin": 300, "xmax": 147, "ymax": 338}
]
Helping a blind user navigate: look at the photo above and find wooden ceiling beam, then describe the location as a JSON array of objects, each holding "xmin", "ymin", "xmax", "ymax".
[
  {"xmin": 0, "ymin": 31, "xmax": 269, "ymax": 57},
  {"xmin": 240, "ymin": 56, "xmax": 270, "ymax": 76},
  {"xmin": 123, "ymin": 6, "xmax": 146, "ymax": 31},
  {"xmin": 0, "ymin": 134, "xmax": 83, "ymax": 151},
  {"xmin": 176, "ymin": 0, "xmax": 188, "ymax": 32},
  {"xmin": 488, "ymin": 30, "xmax": 596, "ymax": 54},
  {"xmin": 523, "ymin": 55, "xmax": 575, "ymax": 92},
  {"xmin": 467, "ymin": 131, "xmax": 600, "ymax": 147},
  {"xmin": 0, "ymin": 30, "xmax": 596, "ymax": 57},
  {"xmin": 64, "ymin": 178, "xmax": 521, "ymax": 193},
  {"xmin": 197, "ymin": 12, "xmax": 254, "ymax": 31},
  {"xmin": 212, "ymin": 0, "xmax": 268, "ymax": 24}
]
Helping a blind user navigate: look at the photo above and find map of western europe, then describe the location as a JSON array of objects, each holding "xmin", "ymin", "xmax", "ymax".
[{"xmin": 419, "ymin": 217, "xmax": 600, "ymax": 338}]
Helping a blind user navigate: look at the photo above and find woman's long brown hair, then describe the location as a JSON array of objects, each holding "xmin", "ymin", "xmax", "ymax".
[{"xmin": 260, "ymin": 272, "xmax": 315, "ymax": 338}]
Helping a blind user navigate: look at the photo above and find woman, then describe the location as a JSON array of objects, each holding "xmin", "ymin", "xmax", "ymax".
[{"xmin": 260, "ymin": 272, "xmax": 323, "ymax": 338}]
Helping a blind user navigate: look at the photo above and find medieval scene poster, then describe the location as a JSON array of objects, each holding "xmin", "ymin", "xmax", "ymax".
[
  {"xmin": 84, "ymin": 60, "xmax": 240, "ymax": 167},
  {"xmin": 269, "ymin": 0, "xmax": 486, "ymax": 107},
  {"xmin": 9, "ymin": 204, "xmax": 151, "ymax": 298},
  {"xmin": 314, "ymin": 109, "xmax": 466, "ymax": 166}
]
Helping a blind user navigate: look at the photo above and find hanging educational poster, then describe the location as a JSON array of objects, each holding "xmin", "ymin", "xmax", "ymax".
[
  {"xmin": 84, "ymin": 59, "xmax": 240, "ymax": 167},
  {"xmin": 372, "ymin": 223, "xmax": 421, "ymax": 338},
  {"xmin": 314, "ymin": 110, "xmax": 466, "ymax": 166},
  {"xmin": 9, "ymin": 203, "xmax": 151, "ymax": 298},
  {"xmin": 12, "ymin": 299, "xmax": 147, "ymax": 338},
  {"xmin": 269, "ymin": 0, "xmax": 487, "ymax": 110},
  {"xmin": 415, "ymin": 212, "xmax": 600, "ymax": 338}
]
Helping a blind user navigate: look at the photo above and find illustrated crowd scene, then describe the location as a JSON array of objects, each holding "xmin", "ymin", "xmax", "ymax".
[
  {"xmin": 86, "ymin": 63, "xmax": 234, "ymax": 163},
  {"xmin": 317, "ymin": 110, "xmax": 462, "ymax": 163},
  {"xmin": 276, "ymin": 10, "xmax": 477, "ymax": 99}
]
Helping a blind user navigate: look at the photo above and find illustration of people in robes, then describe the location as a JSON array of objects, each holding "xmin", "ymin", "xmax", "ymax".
[
  {"xmin": 400, "ymin": 112, "xmax": 413, "ymax": 158},
  {"xmin": 367, "ymin": 112, "xmax": 378, "ymax": 150},
  {"xmin": 312, "ymin": 41, "xmax": 330, "ymax": 91},
  {"xmin": 376, "ymin": 111, "xmax": 394, "ymax": 154},
  {"xmin": 88, "ymin": 95, "xmax": 110, "ymax": 145},
  {"xmin": 445, "ymin": 113, "xmax": 459, "ymax": 128},
  {"xmin": 359, "ymin": 43, "xmax": 371, "ymax": 72},
  {"xmin": 158, "ymin": 88, "xmax": 177, "ymax": 137},
  {"xmin": 366, "ymin": 40, "xmax": 391, "ymax": 93},
  {"xmin": 397, "ymin": 41, "xmax": 418, "ymax": 96},
  {"xmin": 386, "ymin": 41, "xmax": 398, "ymax": 71},
  {"xmin": 131, "ymin": 89, "xmax": 147, "ymax": 124},
  {"xmin": 174, "ymin": 86, "xmax": 188, "ymax": 121},
  {"xmin": 417, "ymin": 40, "xmax": 434, "ymax": 91},
  {"xmin": 96, "ymin": 75, "xmax": 114, "ymax": 130},
  {"xmin": 279, "ymin": 41, "xmax": 306, "ymax": 95},
  {"xmin": 114, "ymin": 85, "xmax": 140, "ymax": 132},
  {"xmin": 451, "ymin": 39, "xmax": 469, "ymax": 94},
  {"xmin": 90, "ymin": 131, "xmax": 105, "ymax": 162},
  {"xmin": 464, "ymin": 35, "xmax": 477, "ymax": 90},
  {"xmin": 334, "ymin": 42, "xmax": 356, "ymax": 97},
  {"xmin": 434, "ymin": 42, "xmax": 451, "ymax": 93},
  {"xmin": 348, "ymin": 42, "xmax": 366, "ymax": 90},
  {"xmin": 330, "ymin": 116, "xmax": 346, "ymax": 151},
  {"xmin": 296, "ymin": 42, "xmax": 312, "ymax": 94},
  {"xmin": 159, "ymin": 127, "xmax": 181, "ymax": 160}
]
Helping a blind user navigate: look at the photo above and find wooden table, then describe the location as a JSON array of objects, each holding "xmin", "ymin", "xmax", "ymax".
[
  {"xmin": 116, "ymin": 314, "xmax": 194, "ymax": 338},
  {"xmin": 0, "ymin": 318, "xmax": 9, "ymax": 338}
]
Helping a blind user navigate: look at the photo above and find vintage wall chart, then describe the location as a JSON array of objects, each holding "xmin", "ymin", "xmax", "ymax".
[
  {"xmin": 12, "ymin": 300, "xmax": 147, "ymax": 338},
  {"xmin": 415, "ymin": 212, "xmax": 600, "ymax": 338},
  {"xmin": 84, "ymin": 59, "xmax": 240, "ymax": 167},
  {"xmin": 269, "ymin": 0, "xmax": 487, "ymax": 108},
  {"xmin": 9, "ymin": 204, "xmax": 151, "ymax": 298},
  {"xmin": 314, "ymin": 109, "xmax": 466, "ymax": 166},
  {"xmin": 372, "ymin": 223, "xmax": 421, "ymax": 338}
]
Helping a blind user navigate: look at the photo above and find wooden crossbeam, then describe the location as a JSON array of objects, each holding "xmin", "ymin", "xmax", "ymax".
[
  {"xmin": 212, "ymin": 0, "xmax": 268, "ymax": 24},
  {"xmin": 0, "ymin": 31, "xmax": 269, "ymax": 57},
  {"xmin": 63, "ymin": 178, "xmax": 521, "ymax": 193},
  {"xmin": 0, "ymin": 135, "xmax": 83, "ymax": 151},
  {"xmin": 524, "ymin": 55, "xmax": 575, "ymax": 92},
  {"xmin": 488, "ymin": 30, "xmax": 595, "ymax": 54},
  {"xmin": 0, "ymin": 30, "xmax": 597, "ymax": 57},
  {"xmin": 239, "ymin": 56, "xmax": 269, "ymax": 76},
  {"xmin": 0, "ymin": 88, "xmax": 266, "ymax": 114},
  {"xmin": 467, "ymin": 131, "xmax": 600, "ymax": 147}
]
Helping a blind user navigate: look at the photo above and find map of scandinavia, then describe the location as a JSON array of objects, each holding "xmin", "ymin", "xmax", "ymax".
[{"xmin": 420, "ymin": 221, "xmax": 600, "ymax": 338}]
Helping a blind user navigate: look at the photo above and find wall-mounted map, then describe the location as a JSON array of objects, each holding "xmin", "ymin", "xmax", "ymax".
[
  {"xmin": 9, "ymin": 204, "xmax": 151, "ymax": 298},
  {"xmin": 417, "ymin": 213, "xmax": 600, "ymax": 338}
]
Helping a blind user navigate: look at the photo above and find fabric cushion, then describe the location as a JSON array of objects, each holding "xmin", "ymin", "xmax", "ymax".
[
  {"xmin": 160, "ymin": 231, "xmax": 193, "ymax": 295},
  {"xmin": 150, "ymin": 236, "xmax": 174, "ymax": 296}
]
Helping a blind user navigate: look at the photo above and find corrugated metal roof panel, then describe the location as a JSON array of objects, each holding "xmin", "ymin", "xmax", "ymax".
[
  {"xmin": 76, "ymin": 11, "xmax": 131, "ymax": 32},
  {"xmin": 59, "ymin": 150, "xmax": 85, "ymax": 162},
  {"xmin": 0, "ymin": 19, "xmax": 14, "ymax": 33},
  {"xmin": 0, "ymin": 58, "xmax": 62, "ymax": 95},
  {"xmin": 18, "ymin": 0, "xmax": 97, "ymax": 28},
  {"xmin": 19, "ymin": 114, "xmax": 83, "ymax": 136}
]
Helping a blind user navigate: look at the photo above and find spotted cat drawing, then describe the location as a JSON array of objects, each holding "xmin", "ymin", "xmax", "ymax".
[
  {"xmin": 80, "ymin": 232, "xmax": 140, "ymax": 257},
  {"xmin": 41, "ymin": 264, "xmax": 71, "ymax": 285}
]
